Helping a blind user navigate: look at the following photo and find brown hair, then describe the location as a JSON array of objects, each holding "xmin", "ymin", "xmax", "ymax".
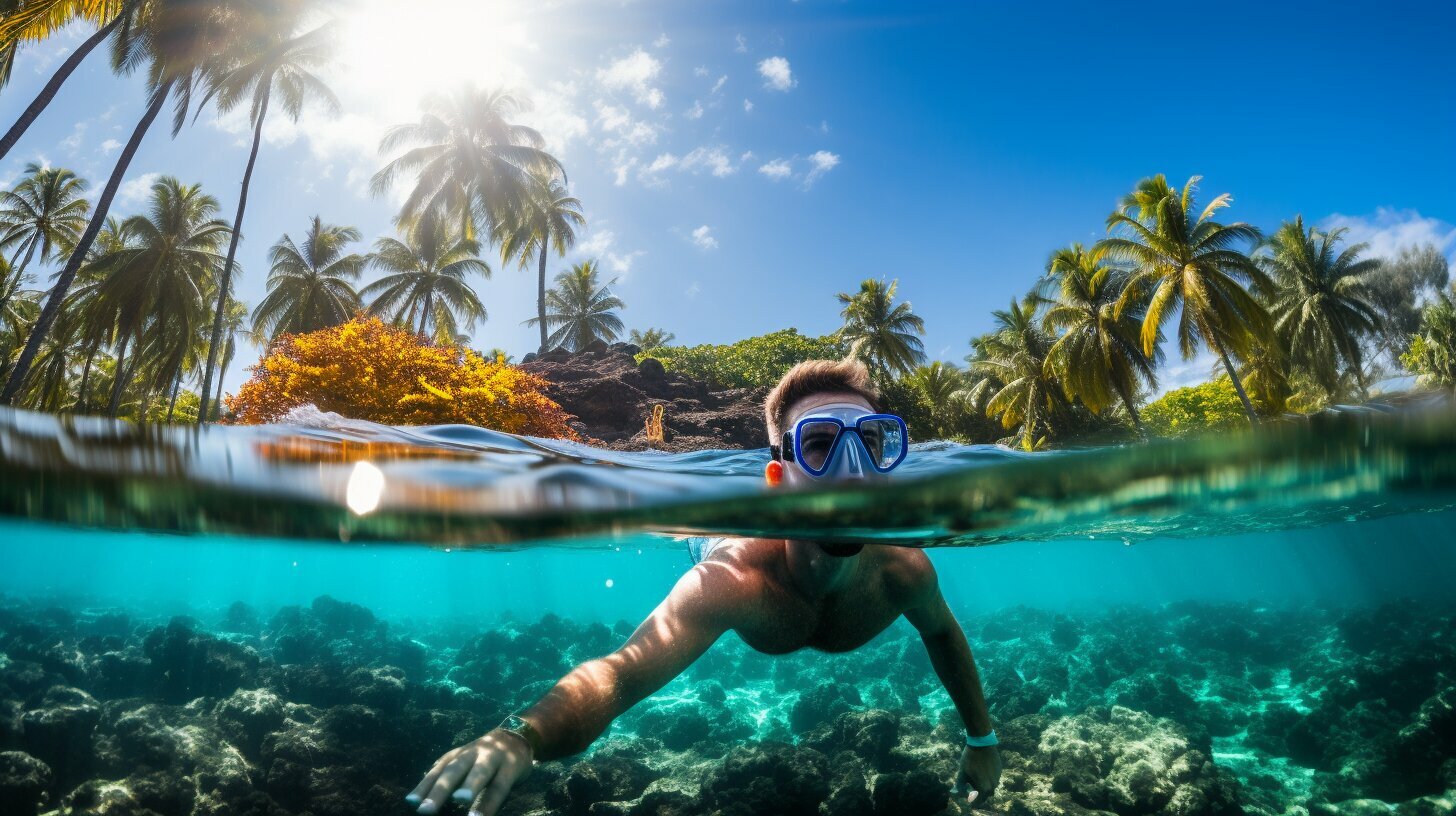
[{"xmin": 764, "ymin": 358, "xmax": 879, "ymax": 443}]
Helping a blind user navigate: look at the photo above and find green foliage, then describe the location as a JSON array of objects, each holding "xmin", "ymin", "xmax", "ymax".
[
  {"xmin": 1142, "ymin": 379, "xmax": 1252, "ymax": 438},
  {"xmin": 880, "ymin": 362, "xmax": 1002, "ymax": 443},
  {"xmin": 1401, "ymin": 289, "xmax": 1456, "ymax": 389},
  {"xmin": 639, "ymin": 328, "xmax": 846, "ymax": 390},
  {"xmin": 834, "ymin": 277, "xmax": 926, "ymax": 377}
]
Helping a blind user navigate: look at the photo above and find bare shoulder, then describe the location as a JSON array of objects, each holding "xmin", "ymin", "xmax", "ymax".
[
  {"xmin": 875, "ymin": 546, "xmax": 939, "ymax": 607},
  {"xmin": 678, "ymin": 537, "xmax": 773, "ymax": 609}
]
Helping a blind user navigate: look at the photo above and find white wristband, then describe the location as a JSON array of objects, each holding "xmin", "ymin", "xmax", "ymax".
[{"xmin": 965, "ymin": 729, "xmax": 998, "ymax": 748}]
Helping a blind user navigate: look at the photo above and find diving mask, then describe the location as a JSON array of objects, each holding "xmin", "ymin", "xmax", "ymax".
[{"xmin": 772, "ymin": 403, "xmax": 909, "ymax": 479}]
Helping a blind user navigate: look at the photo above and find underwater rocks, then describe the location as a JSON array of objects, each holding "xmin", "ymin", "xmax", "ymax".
[
  {"xmin": 1, "ymin": 594, "xmax": 1455, "ymax": 815},
  {"xmin": 520, "ymin": 343, "xmax": 767, "ymax": 451}
]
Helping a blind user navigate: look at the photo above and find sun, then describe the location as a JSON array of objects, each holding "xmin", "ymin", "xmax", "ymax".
[{"xmin": 332, "ymin": 0, "xmax": 541, "ymax": 118}]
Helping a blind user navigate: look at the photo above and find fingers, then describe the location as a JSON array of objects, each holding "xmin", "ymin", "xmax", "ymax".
[
  {"xmin": 455, "ymin": 753, "xmax": 502, "ymax": 805},
  {"xmin": 469, "ymin": 778, "xmax": 513, "ymax": 816},
  {"xmin": 406, "ymin": 753, "xmax": 453, "ymax": 805},
  {"xmin": 419, "ymin": 754, "xmax": 473, "ymax": 814}
]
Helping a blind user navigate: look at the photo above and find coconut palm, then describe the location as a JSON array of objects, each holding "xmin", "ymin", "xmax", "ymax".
[
  {"xmin": 371, "ymin": 85, "xmax": 563, "ymax": 237},
  {"xmin": 0, "ymin": 163, "xmax": 90, "ymax": 314},
  {"xmin": 1097, "ymin": 174, "xmax": 1270, "ymax": 423},
  {"xmin": 86, "ymin": 177, "xmax": 228, "ymax": 416},
  {"xmin": 206, "ymin": 296, "xmax": 250, "ymax": 420},
  {"xmin": 629, "ymin": 327, "xmax": 674, "ymax": 351},
  {"xmin": 495, "ymin": 168, "xmax": 585, "ymax": 353},
  {"xmin": 195, "ymin": 18, "xmax": 339, "ymax": 422},
  {"xmin": 834, "ymin": 277, "xmax": 926, "ymax": 378},
  {"xmin": 1, "ymin": 0, "xmax": 132, "ymax": 157},
  {"xmin": 2, "ymin": 0, "xmax": 234, "ymax": 404},
  {"xmin": 1255, "ymin": 217, "xmax": 1382, "ymax": 398},
  {"xmin": 1039, "ymin": 243, "xmax": 1160, "ymax": 432},
  {"xmin": 251, "ymin": 216, "xmax": 366, "ymax": 339},
  {"xmin": 527, "ymin": 260, "xmax": 624, "ymax": 352},
  {"xmin": 364, "ymin": 215, "xmax": 490, "ymax": 343},
  {"xmin": 966, "ymin": 295, "xmax": 1063, "ymax": 450}
]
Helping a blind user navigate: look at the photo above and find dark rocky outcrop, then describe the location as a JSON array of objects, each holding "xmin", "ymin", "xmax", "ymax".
[{"xmin": 521, "ymin": 343, "xmax": 767, "ymax": 451}]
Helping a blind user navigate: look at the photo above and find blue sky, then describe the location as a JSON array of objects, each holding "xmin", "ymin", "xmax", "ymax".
[{"xmin": 3, "ymin": 0, "xmax": 1454, "ymax": 398}]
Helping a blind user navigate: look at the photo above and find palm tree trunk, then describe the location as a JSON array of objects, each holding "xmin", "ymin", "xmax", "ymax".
[
  {"xmin": 418, "ymin": 291, "xmax": 432, "ymax": 337},
  {"xmin": 536, "ymin": 233, "xmax": 548, "ymax": 352},
  {"xmin": 77, "ymin": 340, "xmax": 96, "ymax": 413},
  {"xmin": 1209, "ymin": 335, "xmax": 1259, "ymax": 423},
  {"xmin": 0, "ymin": 13, "xmax": 125, "ymax": 162},
  {"xmin": 2, "ymin": 78, "xmax": 173, "ymax": 405},
  {"xmin": 108, "ymin": 331, "xmax": 133, "ymax": 418},
  {"xmin": 1115, "ymin": 380, "xmax": 1146, "ymax": 434},
  {"xmin": 213, "ymin": 344, "xmax": 230, "ymax": 421},
  {"xmin": 166, "ymin": 367, "xmax": 181, "ymax": 422},
  {"xmin": 198, "ymin": 88, "xmax": 270, "ymax": 424}
]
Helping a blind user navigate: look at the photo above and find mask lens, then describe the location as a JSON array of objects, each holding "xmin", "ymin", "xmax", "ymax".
[
  {"xmin": 859, "ymin": 418, "xmax": 904, "ymax": 470},
  {"xmin": 797, "ymin": 420, "xmax": 842, "ymax": 472}
]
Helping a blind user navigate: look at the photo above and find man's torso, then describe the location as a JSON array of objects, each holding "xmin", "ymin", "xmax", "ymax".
[{"xmin": 696, "ymin": 537, "xmax": 929, "ymax": 654}]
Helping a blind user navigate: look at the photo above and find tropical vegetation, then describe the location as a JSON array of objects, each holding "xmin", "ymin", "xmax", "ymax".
[
  {"xmin": 226, "ymin": 316, "xmax": 577, "ymax": 436},
  {"xmin": 0, "ymin": 9, "xmax": 1451, "ymax": 446}
]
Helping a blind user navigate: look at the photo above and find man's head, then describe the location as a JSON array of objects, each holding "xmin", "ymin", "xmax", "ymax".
[{"xmin": 765, "ymin": 358, "xmax": 893, "ymax": 488}]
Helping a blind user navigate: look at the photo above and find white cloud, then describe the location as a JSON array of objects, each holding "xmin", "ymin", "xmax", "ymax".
[
  {"xmin": 757, "ymin": 56, "xmax": 796, "ymax": 91},
  {"xmin": 685, "ymin": 281, "xmax": 701, "ymax": 299},
  {"xmin": 573, "ymin": 223, "xmax": 643, "ymax": 278},
  {"xmin": 652, "ymin": 33, "xmax": 670, "ymax": 48},
  {"xmin": 100, "ymin": 138, "xmax": 121, "ymax": 155},
  {"xmin": 758, "ymin": 159, "xmax": 793, "ymax": 180},
  {"xmin": 734, "ymin": 34, "xmax": 748, "ymax": 53},
  {"xmin": 593, "ymin": 101, "xmax": 658, "ymax": 147},
  {"xmin": 743, "ymin": 98, "xmax": 754, "ymax": 113},
  {"xmin": 641, "ymin": 146, "xmax": 738, "ymax": 184},
  {"xmin": 597, "ymin": 48, "xmax": 665, "ymax": 109},
  {"xmin": 59, "ymin": 122, "xmax": 87, "ymax": 153},
  {"xmin": 694, "ymin": 65, "xmax": 709, "ymax": 77},
  {"xmin": 685, "ymin": 100, "xmax": 704, "ymax": 120},
  {"xmin": 117, "ymin": 172, "xmax": 161, "ymax": 206},
  {"xmin": 690, "ymin": 225, "xmax": 718, "ymax": 250},
  {"xmin": 1320, "ymin": 208, "xmax": 1456, "ymax": 261},
  {"xmin": 804, "ymin": 150, "xmax": 840, "ymax": 187},
  {"xmin": 711, "ymin": 75, "xmax": 727, "ymax": 94}
]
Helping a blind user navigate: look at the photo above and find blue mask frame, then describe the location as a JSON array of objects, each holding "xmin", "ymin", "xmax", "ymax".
[{"xmin": 779, "ymin": 413, "xmax": 909, "ymax": 477}]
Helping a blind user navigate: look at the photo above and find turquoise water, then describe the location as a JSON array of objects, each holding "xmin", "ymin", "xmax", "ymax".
[{"xmin": 2, "ymin": 405, "xmax": 1455, "ymax": 816}]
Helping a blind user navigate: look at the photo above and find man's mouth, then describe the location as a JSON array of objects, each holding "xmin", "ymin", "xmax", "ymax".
[{"xmin": 818, "ymin": 542, "xmax": 865, "ymax": 558}]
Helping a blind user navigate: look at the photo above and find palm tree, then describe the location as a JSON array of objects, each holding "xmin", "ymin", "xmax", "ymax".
[
  {"xmin": 2, "ymin": 0, "xmax": 233, "ymax": 404},
  {"xmin": 1039, "ymin": 243, "xmax": 1160, "ymax": 432},
  {"xmin": 966, "ymin": 295, "xmax": 1063, "ymax": 450},
  {"xmin": 0, "ymin": 163, "xmax": 90, "ymax": 315},
  {"xmin": 251, "ymin": 216, "xmax": 366, "ymax": 339},
  {"xmin": 364, "ymin": 215, "xmax": 490, "ymax": 343},
  {"xmin": 834, "ymin": 277, "xmax": 926, "ymax": 378},
  {"xmin": 1255, "ymin": 216, "xmax": 1382, "ymax": 398},
  {"xmin": 206, "ymin": 295, "xmax": 249, "ymax": 420},
  {"xmin": 1, "ymin": 0, "xmax": 132, "ymax": 158},
  {"xmin": 1403, "ymin": 288, "xmax": 1456, "ymax": 389},
  {"xmin": 1097, "ymin": 174, "xmax": 1270, "ymax": 423},
  {"xmin": 195, "ymin": 18, "xmax": 339, "ymax": 423},
  {"xmin": 495, "ymin": 168, "xmax": 584, "ymax": 352},
  {"xmin": 86, "ymin": 176, "xmax": 228, "ymax": 416},
  {"xmin": 527, "ymin": 260, "xmax": 624, "ymax": 351},
  {"xmin": 629, "ymin": 327, "xmax": 674, "ymax": 351},
  {"xmin": 371, "ymin": 85, "xmax": 563, "ymax": 237}
]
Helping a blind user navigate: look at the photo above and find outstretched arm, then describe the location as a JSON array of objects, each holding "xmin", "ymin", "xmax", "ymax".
[
  {"xmin": 408, "ymin": 562, "xmax": 744, "ymax": 816},
  {"xmin": 904, "ymin": 570, "xmax": 1001, "ymax": 804}
]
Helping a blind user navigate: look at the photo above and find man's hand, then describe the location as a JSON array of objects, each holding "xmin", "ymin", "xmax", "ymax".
[
  {"xmin": 956, "ymin": 744, "xmax": 1002, "ymax": 805},
  {"xmin": 405, "ymin": 729, "xmax": 533, "ymax": 816}
]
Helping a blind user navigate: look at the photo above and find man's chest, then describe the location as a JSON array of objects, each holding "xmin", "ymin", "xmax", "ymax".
[{"xmin": 734, "ymin": 573, "xmax": 907, "ymax": 655}]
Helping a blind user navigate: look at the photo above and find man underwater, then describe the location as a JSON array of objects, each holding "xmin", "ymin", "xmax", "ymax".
[{"xmin": 408, "ymin": 358, "xmax": 1002, "ymax": 815}]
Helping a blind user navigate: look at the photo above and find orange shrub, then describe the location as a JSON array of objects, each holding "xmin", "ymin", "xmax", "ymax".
[{"xmin": 227, "ymin": 317, "xmax": 578, "ymax": 439}]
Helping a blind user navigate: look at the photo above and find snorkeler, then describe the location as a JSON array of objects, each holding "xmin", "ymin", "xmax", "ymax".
[{"xmin": 407, "ymin": 358, "xmax": 1002, "ymax": 816}]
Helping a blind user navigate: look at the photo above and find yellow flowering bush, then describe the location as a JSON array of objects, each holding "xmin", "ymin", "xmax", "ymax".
[{"xmin": 227, "ymin": 317, "xmax": 578, "ymax": 439}]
